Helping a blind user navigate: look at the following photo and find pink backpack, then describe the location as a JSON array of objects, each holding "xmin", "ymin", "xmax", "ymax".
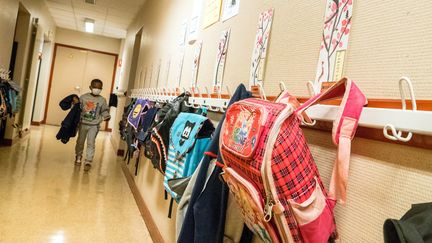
[{"xmin": 219, "ymin": 78, "xmax": 367, "ymax": 243}]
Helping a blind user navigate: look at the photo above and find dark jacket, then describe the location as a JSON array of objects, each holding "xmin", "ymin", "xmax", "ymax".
[
  {"xmin": 109, "ymin": 93, "xmax": 118, "ymax": 107},
  {"xmin": 384, "ymin": 202, "xmax": 432, "ymax": 243},
  {"xmin": 56, "ymin": 94, "xmax": 81, "ymax": 144},
  {"xmin": 177, "ymin": 84, "xmax": 253, "ymax": 243}
]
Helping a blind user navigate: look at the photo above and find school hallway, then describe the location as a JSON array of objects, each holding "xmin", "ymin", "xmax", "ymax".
[{"xmin": 0, "ymin": 125, "xmax": 152, "ymax": 243}]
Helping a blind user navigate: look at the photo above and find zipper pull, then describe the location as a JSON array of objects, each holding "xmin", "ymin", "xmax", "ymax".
[{"xmin": 263, "ymin": 197, "xmax": 274, "ymax": 222}]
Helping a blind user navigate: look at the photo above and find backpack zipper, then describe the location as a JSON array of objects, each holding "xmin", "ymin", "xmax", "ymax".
[{"xmin": 261, "ymin": 104, "xmax": 296, "ymax": 243}]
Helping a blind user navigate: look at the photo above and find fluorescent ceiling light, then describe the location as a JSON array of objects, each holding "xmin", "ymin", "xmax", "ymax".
[{"xmin": 84, "ymin": 18, "xmax": 94, "ymax": 33}]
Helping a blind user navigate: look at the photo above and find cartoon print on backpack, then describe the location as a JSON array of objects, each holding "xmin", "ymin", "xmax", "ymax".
[
  {"xmin": 132, "ymin": 103, "xmax": 142, "ymax": 118},
  {"xmin": 225, "ymin": 106, "xmax": 262, "ymax": 156},
  {"xmin": 179, "ymin": 121, "xmax": 196, "ymax": 146}
]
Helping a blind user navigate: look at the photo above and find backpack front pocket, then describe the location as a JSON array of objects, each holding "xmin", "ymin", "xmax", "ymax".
[
  {"xmin": 288, "ymin": 178, "xmax": 336, "ymax": 243},
  {"xmin": 222, "ymin": 167, "xmax": 280, "ymax": 243}
]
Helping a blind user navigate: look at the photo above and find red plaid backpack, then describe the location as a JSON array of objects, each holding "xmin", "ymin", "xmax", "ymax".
[{"xmin": 219, "ymin": 78, "xmax": 367, "ymax": 243}]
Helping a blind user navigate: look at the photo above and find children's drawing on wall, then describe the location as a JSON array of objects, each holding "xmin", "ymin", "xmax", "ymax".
[
  {"xmin": 188, "ymin": 0, "xmax": 203, "ymax": 44},
  {"xmin": 221, "ymin": 0, "xmax": 240, "ymax": 21},
  {"xmin": 203, "ymin": 0, "xmax": 222, "ymax": 28},
  {"xmin": 148, "ymin": 64, "xmax": 153, "ymax": 88},
  {"xmin": 191, "ymin": 41, "xmax": 203, "ymax": 88},
  {"xmin": 249, "ymin": 9, "xmax": 274, "ymax": 87},
  {"xmin": 314, "ymin": 0, "xmax": 353, "ymax": 89},
  {"xmin": 155, "ymin": 59, "xmax": 162, "ymax": 87},
  {"xmin": 179, "ymin": 21, "xmax": 188, "ymax": 46},
  {"xmin": 213, "ymin": 28, "xmax": 231, "ymax": 87},
  {"xmin": 164, "ymin": 58, "xmax": 171, "ymax": 87},
  {"xmin": 177, "ymin": 21, "xmax": 187, "ymax": 85},
  {"xmin": 176, "ymin": 51, "xmax": 185, "ymax": 86},
  {"xmin": 141, "ymin": 67, "xmax": 147, "ymax": 87}
]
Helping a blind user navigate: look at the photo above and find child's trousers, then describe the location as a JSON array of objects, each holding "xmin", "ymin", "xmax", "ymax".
[{"xmin": 75, "ymin": 124, "xmax": 100, "ymax": 162}]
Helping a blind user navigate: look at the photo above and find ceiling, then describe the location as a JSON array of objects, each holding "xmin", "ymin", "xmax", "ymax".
[{"xmin": 44, "ymin": 0, "xmax": 146, "ymax": 39}]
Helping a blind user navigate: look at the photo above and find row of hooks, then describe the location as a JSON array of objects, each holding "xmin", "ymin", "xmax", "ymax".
[{"xmin": 130, "ymin": 77, "xmax": 423, "ymax": 143}]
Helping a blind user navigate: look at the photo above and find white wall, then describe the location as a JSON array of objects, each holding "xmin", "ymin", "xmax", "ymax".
[
  {"xmin": 55, "ymin": 27, "xmax": 122, "ymax": 54},
  {"xmin": 0, "ymin": 0, "xmax": 57, "ymax": 139},
  {"xmin": 0, "ymin": 0, "xmax": 19, "ymax": 69},
  {"xmin": 32, "ymin": 39, "xmax": 55, "ymax": 123}
]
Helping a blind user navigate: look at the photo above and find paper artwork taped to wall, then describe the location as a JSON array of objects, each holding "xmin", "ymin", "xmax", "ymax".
[
  {"xmin": 249, "ymin": 9, "xmax": 274, "ymax": 87},
  {"xmin": 188, "ymin": 0, "xmax": 203, "ymax": 44},
  {"xmin": 221, "ymin": 0, "xmax": 240, "ymax": 21},
  {"xmin": 213, "ymin": 29, "xmax": 231, "ymax": 87},
  {"xmin": 148, "ymin": 64, "xmax": 153, "ymax": 87},
  {"xmin": 179, "ymin": 21, "xmax": 188, "ymax": 46},
  {"xmin": 155, "ymin": 59, "xmax": 162, "ymax": 87},
  {"xmin": 191, "ymin": 41, "xmax": 203, "ymax": 88},
  {"xmin": 203, "ymin": 0, "xmax": 222, "ymax": 28},
  {"xmin": 164, "ymin": 58, "xmax": 171, "ymax": 87},
  {"xmin": 314, "ymin": 0, "xmax": 353, "ymax": 88},
  {"xmin": 176, "ymin": 50, "xmax": 185, "ymax": 86},
  {"xmin": 141, "ymin": 67, "xmax": 147, "ymax": 88}
]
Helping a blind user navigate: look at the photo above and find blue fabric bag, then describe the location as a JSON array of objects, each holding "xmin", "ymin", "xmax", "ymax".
[{"xmin": 164, "ymin": 112, "xmax": 215, "ymax": 203}]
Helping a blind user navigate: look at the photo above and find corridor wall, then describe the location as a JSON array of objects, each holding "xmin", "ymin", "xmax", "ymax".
[
  {"xmin": 115, "ymin": 1, "xmax": 432, "ymax": 242},
  {"xmin": 55, "ymin": 28, "xmax": 122, "ymax": 55},
  {"xmin": 0, "ymin": 0, "xmax": 56, "ymax": 142}
]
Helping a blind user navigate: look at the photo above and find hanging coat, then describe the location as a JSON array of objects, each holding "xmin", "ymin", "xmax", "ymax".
[
  {"xmin": 177, "ymin": 84, "xmax": 254, "ymax": 243},
  {"xmin": 56, "ymin": 94, "xmax": 81, "ymax": 144}
]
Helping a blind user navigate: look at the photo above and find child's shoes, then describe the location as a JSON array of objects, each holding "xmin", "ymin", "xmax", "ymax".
[
  {"xmin": 75, "ymin": 156, "xmax": 82, "ymax": 166},
  {"xmin": 84, "ymin": 161, "xmax": 92, "ymax": 172}
]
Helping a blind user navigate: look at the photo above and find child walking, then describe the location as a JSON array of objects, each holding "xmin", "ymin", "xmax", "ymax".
[{"xmin": 75, "ymin": 79, "xmax": 110, "ymax": 171}]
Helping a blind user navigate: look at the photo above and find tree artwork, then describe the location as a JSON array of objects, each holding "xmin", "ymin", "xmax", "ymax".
[
  {"xmin": 213, "ymin": 29, "xmax": 231, "ymax": 87},
  {"xmin": 315, "ymin": 0, "xmax": 353, "ymax": 85},
  {"xmin": 191, "ymin": 41, "xmax": 203, "ymax": 88},
  {"xmin": 249, "ymin": 9, "xmax": 274, "ymax": 87}
]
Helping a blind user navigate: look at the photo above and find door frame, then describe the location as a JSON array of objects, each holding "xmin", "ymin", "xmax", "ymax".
[{"xmin": 42, "ymin": 43, "xmax": 118, "ymax": 131}]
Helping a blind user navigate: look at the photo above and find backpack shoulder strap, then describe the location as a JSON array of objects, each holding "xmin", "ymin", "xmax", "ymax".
[{"xmin": 297, "ymin": 78, "xmax": 367, "ymax": 204}]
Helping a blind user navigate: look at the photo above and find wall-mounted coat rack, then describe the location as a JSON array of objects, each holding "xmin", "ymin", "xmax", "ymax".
[{"xmin": 129, "ymin": 77, "xmax": 432, "ymax": 146}]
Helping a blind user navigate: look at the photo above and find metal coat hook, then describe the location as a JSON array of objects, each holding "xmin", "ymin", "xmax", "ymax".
[
  {"xmin": 202, "ymin": 86, "xmax": 219, "ymax": 112},
  {"xmin": 192, "ymin": 87, "xmax": 202, "ymax": 108},
  {"xmin": 279, "ymin": 81, "xmax": 287, "ymax": 92},
  {"xmin": 225, "ymin": 85, "xmax": 231, "ymax": 97},
  {"xmin": 383, "ymin": 77, "xmax": 417, "ymax": 142},
  {"xmin": 257, "ymin": 83, "xmax": 267, "ymax": 100},
  {"xmin": 307, "ymin": 81, "xmax": 317, "ymax": 97}
]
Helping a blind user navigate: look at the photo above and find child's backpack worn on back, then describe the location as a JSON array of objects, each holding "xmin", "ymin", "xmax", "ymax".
[{"xmin": 219, "ymin": 78, "xmax": 367, "ymax": 243}]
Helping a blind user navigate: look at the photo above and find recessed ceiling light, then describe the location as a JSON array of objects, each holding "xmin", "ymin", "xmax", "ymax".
[{"xmin": 84, "ymin": 18, "xmax": 94, "ymax": 33}]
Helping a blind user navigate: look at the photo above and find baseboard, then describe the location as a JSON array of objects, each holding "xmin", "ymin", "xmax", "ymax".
[
  {"xmin": 120, "ymin": 162, "xmax": 165, "ymax": 243},
  {"xmin": 31, "ymin": 121, "xmax": 41, "ymax": 126},
  {"xmin": 117, "ymin": 149, "xmax": 125, "ymax": 157}
]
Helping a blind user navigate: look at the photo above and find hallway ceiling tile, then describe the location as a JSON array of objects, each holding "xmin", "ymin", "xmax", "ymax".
[{"xmin": 45, "ymin": 0, "xmax": 146, "ymax": 39}]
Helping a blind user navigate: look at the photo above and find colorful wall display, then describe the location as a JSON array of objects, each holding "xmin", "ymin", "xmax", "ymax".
[
  {"xmin": 249, "ymin": 9, "xmax": 274, "ymax": 87},
  {"xmin": 191, "ymin": 41, "xmax": 203, "ymax": 87},
  {"xmin": 221, "ymin": 0, "xmax": 240, "ymax": 21},
  {"xmin": 314, "ymin": 0, "xmax": 354, "ymax": 89},
  {"xmin": 213, "ymin": 28, "xmax": 231, "ymax": 87},
  {"xmin": 203, "ymin": 0, "xmax": 222, "ymax": 28}
]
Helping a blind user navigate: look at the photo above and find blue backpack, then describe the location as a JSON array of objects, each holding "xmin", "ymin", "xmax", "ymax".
[{"xmin": 163, "ymin": 111, "xmax": 215, "ymax": 216}]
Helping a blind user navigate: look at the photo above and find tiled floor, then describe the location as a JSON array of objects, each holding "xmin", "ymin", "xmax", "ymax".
[{"xmin": 0, "ymin": 126, "xmax": 152, "ymax": 243}]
